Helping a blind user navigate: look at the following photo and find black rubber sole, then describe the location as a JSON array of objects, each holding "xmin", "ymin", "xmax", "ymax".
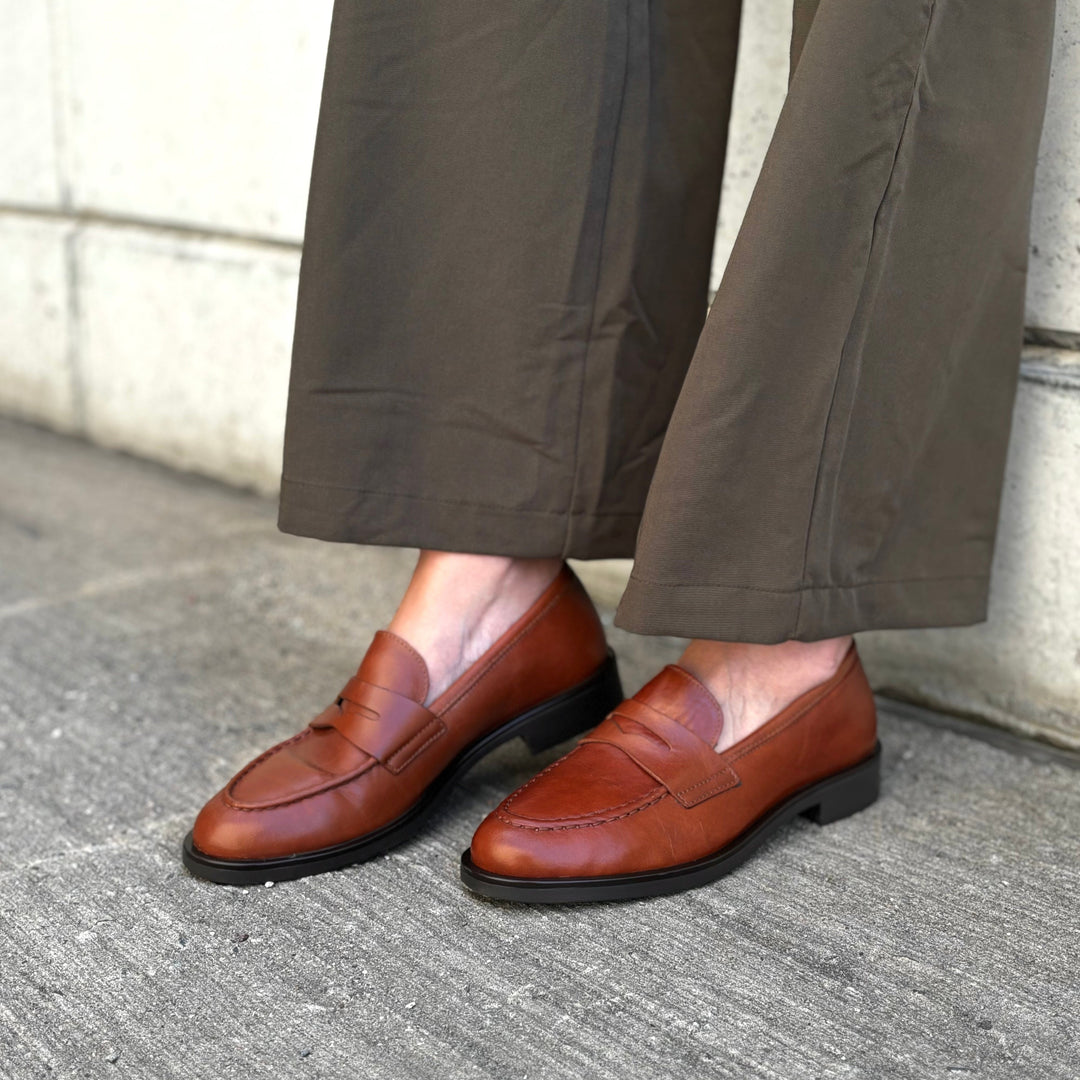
[
  {"xmin": 459, "ymin": 740, "xmax": 882, "ymax": 904},
  {"xmin": 181, "ymin": 651, "xmax": 624, "ymax": 885}
]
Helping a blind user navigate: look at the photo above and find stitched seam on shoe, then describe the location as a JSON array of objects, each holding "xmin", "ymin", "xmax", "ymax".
[
  {"xmin": 726, "ymin": 659, "xmax": 857, "ymax": 767},
  {"xmin": 675, "ymin": 767, "xmax": 740, "ymax": 802},
  {"xmin": 583, "ymin": 737, "xmax": 738, "ymax": 806},
  {"xmin": 675, "ymin": 776, "xmax": 739, "ymax": 806},
  {"xmin": 225, "ymin": 729, "xmax": 311, "ymax": 801},
  {"xmin": 495, "ymin": 792, "xmax": 667, "ymax": 831},
  {"xmin": 439, "ymin": 581, "xmax": 568, "ymax": 716},
  {"xmin": 587, "ymin": 714, "xmax": 736, "ymax": 805},
  {"xmin": 385, "ymin": 717, "xmax": 446, "ymax": 773},
  {"xmin": 504, "ymin": 736, "xmax": 668, "ymax": 819},
  {"xmin": 224, "ymin": 721, "xmax": 381, "ymax": 811},
  {"xmin": 501, "ymin": 737, "xmax": 633, "ymax": 815},
  {"xmin": 224, "ymin": 758, "xmax": 380, "ymax": 812},
  {"xmin": 500, "ymin": 753, "xmax": 575, "ymax": 813},
  {"xmin": 500, "ymin": 786, "xmax": 665, "ymax": 824}
]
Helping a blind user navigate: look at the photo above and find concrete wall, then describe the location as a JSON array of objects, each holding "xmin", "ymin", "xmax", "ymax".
[
  {"xmin": 0, "ymin": 1, "xmax": 331, "ymax": 489},
  {"xmin": 3, "ymin": 2, "xmax": 1080, "ymax": 749}
]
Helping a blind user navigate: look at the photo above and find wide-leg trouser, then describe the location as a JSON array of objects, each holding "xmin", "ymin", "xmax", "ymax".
[{"xmin": 278, "ymin": 0, "xmax": 1056, "ymax": 643}]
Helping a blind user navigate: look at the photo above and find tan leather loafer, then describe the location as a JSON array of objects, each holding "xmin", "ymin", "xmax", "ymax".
[
  {"xmin": 183, "ymin": 565, "xmax": 622, "ymax": 884},
  {"xmin": 461, "ymin": 643, "xmax": 879, "ymax": 903}
]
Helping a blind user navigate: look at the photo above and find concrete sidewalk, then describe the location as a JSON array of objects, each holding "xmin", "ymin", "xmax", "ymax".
[{"xmin": 1, "ymin": 418, "xmax": 1077, "ymax": 1080}]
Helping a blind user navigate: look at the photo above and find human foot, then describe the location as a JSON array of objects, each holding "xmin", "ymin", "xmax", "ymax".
[
  {"xmin": 678, "ymin": 636, "xmax": 853, "ymax": 752},
  {"xmin": 389, "ymin": 551, "xmax": 565, "ymax": 703}
]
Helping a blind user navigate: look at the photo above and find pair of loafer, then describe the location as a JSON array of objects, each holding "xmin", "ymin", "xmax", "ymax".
[{"xmin": 183, "ymin": 565, "xmax": 880, "ymax": 903}]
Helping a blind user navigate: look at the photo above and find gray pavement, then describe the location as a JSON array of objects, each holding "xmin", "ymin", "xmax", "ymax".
[{"xmin": 1, "ymin": 417, "xmax": 1078, "ymax": 1080}]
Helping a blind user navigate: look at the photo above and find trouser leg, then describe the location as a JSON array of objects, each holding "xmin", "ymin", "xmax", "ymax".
[
  {"xmin": 278, "ymin": 0, "xmax": 741, "ymax": 558},
  {"xmin": 616, "ymin": 0, "xmax": 1057, "ymax": 642}
]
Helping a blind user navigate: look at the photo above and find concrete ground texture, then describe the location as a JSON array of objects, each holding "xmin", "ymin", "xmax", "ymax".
[{"xmin": 1, "ymin": 418, "xmax": 1078, "ymax": 1080}]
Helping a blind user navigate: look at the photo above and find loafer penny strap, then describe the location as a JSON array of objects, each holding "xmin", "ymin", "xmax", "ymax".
[
  {"xmin": 581, "ymin": 698, "xmax": 740, "ymax": 808},
  {"xmin": 310, "ymin": 679, "xmax": 445, "ymax": 775}
]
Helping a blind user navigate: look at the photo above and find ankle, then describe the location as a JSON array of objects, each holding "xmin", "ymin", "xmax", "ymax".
[
  {"xmin": 678, "ymin": 635, "xmax": 852, "ymax": 753},
  {"xmin": 389, "ymin": 552, "xmax": 564, "ymax": 702}
]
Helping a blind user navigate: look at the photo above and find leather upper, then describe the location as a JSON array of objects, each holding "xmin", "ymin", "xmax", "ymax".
[
  {"xmin": 191, "ymin": 564, "xmax": 608, "ymax": 861},
  {"xmin": 468, "ymin": 643, "xmax": 878, "ymax": 879}
]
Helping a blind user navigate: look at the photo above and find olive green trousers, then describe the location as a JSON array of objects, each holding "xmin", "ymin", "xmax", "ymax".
[{"xmin": 279, "ymin": 0, "xmax": 1056, "ymax": 643}]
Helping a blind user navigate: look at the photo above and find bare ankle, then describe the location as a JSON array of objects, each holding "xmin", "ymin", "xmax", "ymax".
[
  {"xmin": 388, "ymin": 552, "xmax": 563, "ymax": 703},
  {"xmin": 678, "ymin": 635, "xmax": 852, "ymax": 752}
]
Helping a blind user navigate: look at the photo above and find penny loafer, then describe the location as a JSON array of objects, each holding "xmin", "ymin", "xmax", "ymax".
[
  {"xmin": 461, "ymin": 642, "xmax": 879, "ymax": 903},
  {"xmin": 183, "ymin": 564, "xmax": 622, "ymax": 884}
]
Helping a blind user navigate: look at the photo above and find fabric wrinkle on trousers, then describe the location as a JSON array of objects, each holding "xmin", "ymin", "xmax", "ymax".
[{"xmin": 278, "ymin": 0, "xmax": 1056, "ymax": 643}]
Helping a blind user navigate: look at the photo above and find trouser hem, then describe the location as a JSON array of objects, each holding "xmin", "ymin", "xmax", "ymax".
[
  {"xmin": 278, "ymin": 477, "xmax": 640, "ymax": 560},
  {"xmin": 613, "ymin": 572, "xmax": 991, "ymax": 643}
]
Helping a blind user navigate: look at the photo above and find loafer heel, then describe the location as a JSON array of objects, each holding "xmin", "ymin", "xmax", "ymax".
[
  {"xmin": 520, "ymin": 651, "xmax": 623, "ymax": 753},
  {"xmin": 802, "ymin": 741, "xmax": 881, "ymax": 825}
]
